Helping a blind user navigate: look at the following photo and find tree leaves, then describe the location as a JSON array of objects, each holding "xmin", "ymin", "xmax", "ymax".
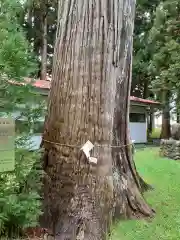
[{"xmin": 149, "ymin": 0, "xmax": 180, "ymax": 96}]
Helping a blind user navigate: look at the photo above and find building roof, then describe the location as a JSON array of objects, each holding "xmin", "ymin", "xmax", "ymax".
[
  {"xmin": 32, "ymin": 79, "xmax": 50, "ymax": 89},
  {"xmin": 8, "ymin": 78, "xmax": 50, "ymax": 89},
  {"xmin": 10, "ymin": 78, "xmax": 161, "ymax": 105},
  {"xmin": 129, "ymin": 96, "xmax": 160, "ymax": 105}
]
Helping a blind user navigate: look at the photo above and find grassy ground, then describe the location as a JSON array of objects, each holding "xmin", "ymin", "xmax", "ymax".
[{"xmin": 112, "ymin": 148, "xmax": 180, "ymax": 240}]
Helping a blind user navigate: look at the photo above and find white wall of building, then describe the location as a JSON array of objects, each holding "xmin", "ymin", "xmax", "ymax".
[
  {"xmin": 129, "ymin": 104, "xmax": 147, "ymax": 143},
  {"xmin": 129, "ymin": 122, "xmax": 147, "ymax": 143}
]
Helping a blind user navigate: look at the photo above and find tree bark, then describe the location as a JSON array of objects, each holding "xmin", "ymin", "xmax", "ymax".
[
  {"xmin": 143, "ymin": 79, "xmax": 149, "ymax": 99},
  {"xmin": 41, "ymin": 1, "xmax": 154, "ymax": 239},
  {"xmin": 147, "ymin": 109, "xmax": 154, "ymax": 137},
  {"xmin": 177, "ymin": 111, "xmax": 180, "ymax": 123},
  {"xmin": 40, "ymin": 13, "xmax": 47, "ymax": 80},
  {"xmin": 176, "ymin": 92, "xmax": 180, "ymax": 123},
  {"xmin": 26, "ymin": 4, "xmax": 33, "ymax": 43},
  {"xmin": 160, "ymin": 90, "xmax": 171, "ymax": 139}
]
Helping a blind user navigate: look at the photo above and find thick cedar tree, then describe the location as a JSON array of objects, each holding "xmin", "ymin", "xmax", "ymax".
[{"xmin": 41, "ymin": 0, "xmax": 154, "ymax": 239}]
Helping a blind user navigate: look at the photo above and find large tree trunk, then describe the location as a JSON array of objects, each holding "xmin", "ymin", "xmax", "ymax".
[
  {"xmin": 41, "ymin": 0, "xmax": 154, "ymax": 239},
  {"xmin": 160, "ymin": 90, "xmax": 171, "ymax": 139}
]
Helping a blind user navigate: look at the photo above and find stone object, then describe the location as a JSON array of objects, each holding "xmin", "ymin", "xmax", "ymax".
[
  {"xmin": 160, "ymin": 139, "xmax": 180, "ymax": 160},
  {"xmin": 171, "ymin": 123, "xmax": 180, "ymax": 140}
]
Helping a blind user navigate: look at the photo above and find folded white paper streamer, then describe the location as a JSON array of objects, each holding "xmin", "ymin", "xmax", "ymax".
[{"xmin": 81, "ymin": 141, "xmax": 97, "ymax": 164}]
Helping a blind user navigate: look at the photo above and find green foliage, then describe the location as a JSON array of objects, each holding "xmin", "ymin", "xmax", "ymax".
[
  {"xmin": 149, "ymin": 128, "xmax": 161, "ymax": 139},
  {"xmin": 132, "ymin": 0, "xmax": 180, "ymax": 132},
  {"xmin": 132, "ymin": 0, "xmax": 160, "ymax": 98},
  {"xmin": 0, "ymin": 0, "xmax": 44, "ymax": 237},
  {"xmin": 0, "ymin": 0, "xmax": 36, "ymax": 79},
  {"xmin": 132, "ymin": 0, "xmax": 180, "ymax": 120},
  {"xmin": 0, "ymin": 149, "xmax": 42, "ymax": 237},
  {"xmin": 0, "ymin": 0, "xmax": 38, "ymax": 113},
  {"xmin": 148, "ymin": 0, "xmax": 180, "ymax": 103}
]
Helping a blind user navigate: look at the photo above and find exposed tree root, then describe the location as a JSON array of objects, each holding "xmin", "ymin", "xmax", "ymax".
[{"xmin": 138, "ymin": 175, "xmax": 154, "ymax": 192}]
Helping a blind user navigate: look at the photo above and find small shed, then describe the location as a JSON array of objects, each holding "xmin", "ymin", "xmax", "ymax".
[{"xmin": 129, "ymin": 96, "xmax": 160, "ymax": 143}]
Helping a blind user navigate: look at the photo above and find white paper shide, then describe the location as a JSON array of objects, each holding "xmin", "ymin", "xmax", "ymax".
[{"xmin": 81, "ymin": 140, "xmax": 97, "ymax": 164}]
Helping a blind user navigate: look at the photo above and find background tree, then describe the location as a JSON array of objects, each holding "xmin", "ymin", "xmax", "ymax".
[
  {"xmin": 41, "ymin": 1, "xmax": 154, "ymax": 239},
  {"xmin": 131, "ymin": 0, "xmax": 161, "ymax": 136},
  {"xmin": 132, "ymin": 0, "xmax": 160, "ymax": 98},
  {"xmin": 22, "ymin": 0, "xmax": 58, "ymax": 79},
  {"xmin": 149, "ymin": 0, "xmax": 180, "ymax": 138}
]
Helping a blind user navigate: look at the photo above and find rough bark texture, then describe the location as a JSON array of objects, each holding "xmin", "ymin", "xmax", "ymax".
[
  {"xmin": 34, "ymin": 8, "xmax": 42, "ymax": 57},
  {"xmin": 171, "ymin": 123, "xmax": 180, "ymax": 140},
  {"xmin": 149, "ymin": 111, "xmax": 154, "ymax": 135},
  {"xmin": 177, "ymin": 112, "xmax": 180, "ymax": 124},
  {"xmin": 41, "ymin": 0, "xmax": 154, "ymax": 239},
  {"xmin": 40, "ymin": 14, "xmax": 47, "ymax": 80},
  {"xmin": 176, "ymin": 94, "xmax": 180, "ymax": 123},
  {"xmin": 40, "ymin": 0, "xmax": 48, "ymax": 80},
  {"xmin": 160, "ymin": 90, "xmax": 171, "ymax": 139}
]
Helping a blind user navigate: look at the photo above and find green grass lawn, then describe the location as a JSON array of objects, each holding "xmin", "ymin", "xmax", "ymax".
[{"xmin": 112, "ymin": 148, "xmax": 180, "ymax": 240}]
